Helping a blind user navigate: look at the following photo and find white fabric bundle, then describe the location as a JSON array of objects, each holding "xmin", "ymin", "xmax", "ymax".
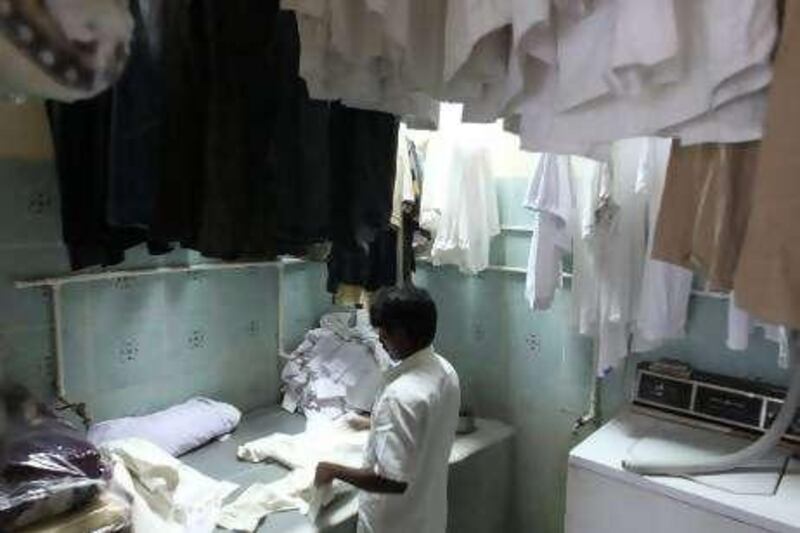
[
  {"xmin": 219, "ymin": 420, "xmax": 368, "ymax": 532},
  {"xmin": 102, "ymin": 438, "xmax": 237, "ymax": 533}
]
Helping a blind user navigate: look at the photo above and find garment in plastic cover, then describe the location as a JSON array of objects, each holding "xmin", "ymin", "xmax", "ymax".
[{"xmin": 0, "ymin": 385, "xmax": 110, "ymax": 530}]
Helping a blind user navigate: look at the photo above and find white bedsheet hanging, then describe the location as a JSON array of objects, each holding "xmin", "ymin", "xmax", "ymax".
[{"xmin": 420, "ymin": 104, "xmax": 501, "ymax": 275}]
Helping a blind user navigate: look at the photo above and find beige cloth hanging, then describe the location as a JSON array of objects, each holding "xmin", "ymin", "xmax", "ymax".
[
  {"xmin": 734, "ymin": 0, "xmax": 800, "ymax": 328},
  {"xmin": 651, "ymin": 140, "xmax": 759, "ymax": 292}
]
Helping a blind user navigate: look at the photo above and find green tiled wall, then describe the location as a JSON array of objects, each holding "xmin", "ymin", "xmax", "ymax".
[{"xmin": 0, "ymin": 160, "xmax": 282, "ymax": 421}]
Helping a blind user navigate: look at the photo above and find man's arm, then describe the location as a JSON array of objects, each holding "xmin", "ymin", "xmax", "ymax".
[{"xmin": 315, "ymin": 461, "xmax": 408, "ymax": 494}]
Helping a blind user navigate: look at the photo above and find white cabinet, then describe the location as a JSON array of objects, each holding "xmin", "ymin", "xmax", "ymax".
[{"xmin": 565, "ymin": 410, "xmax": 800, "ymax": 533}]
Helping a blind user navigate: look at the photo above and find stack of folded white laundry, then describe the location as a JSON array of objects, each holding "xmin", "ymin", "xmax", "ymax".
[{"xmin": 281, "ymin": 310, "xmax": 391, "ymax": 423}]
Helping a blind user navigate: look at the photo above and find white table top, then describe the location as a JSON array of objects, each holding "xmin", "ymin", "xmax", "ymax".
[{"xmin": 569, "ymin": 409, "xmax": 800, "ymax": 533}]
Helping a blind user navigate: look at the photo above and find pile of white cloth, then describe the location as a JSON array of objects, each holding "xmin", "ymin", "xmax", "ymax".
[
  {"xmin": 282, "ymin": 310, "xmax": 389, "ymax": 424},
  {"xmin": 101, "ymin": 438, "xmax": 237, "ymax": 533},
  {"xmin": 281, "ymin": 0, "xmax": 777, "ymax": 160}
]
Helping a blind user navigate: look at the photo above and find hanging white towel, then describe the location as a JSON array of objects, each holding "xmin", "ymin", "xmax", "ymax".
[{"xmin": 523, "ymin": 154, "xmax": 573, "ymax": 310}]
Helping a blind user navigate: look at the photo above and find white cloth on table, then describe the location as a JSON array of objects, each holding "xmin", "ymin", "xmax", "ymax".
[
  {"xmin": 359, "ymin": 347, "xmax": 460, "ymax": 533},
  {"xmin": 727, "ymin": 294, "xmax": 790, "ymax": 370},
  {"xmin": 221, "ymin": 419, "xmax": 369, "ymax": 531},
  {"xmin": 631, "ymin": 138, "xmax": 693, "ymax": 352},
  {"xmin": 102, "ymin": 438, "xmax": 237, "ymax": 533},
  {"xmin": 88, "ymin": 397, "xmax": 241, "ymax": 457},
  {"xmin": 523, "ymin": 154, "xmax": 574, "ymax": 310},
  {"xmin": 216, "ymin": 471, "xmax": 344, "ymax": 532}
]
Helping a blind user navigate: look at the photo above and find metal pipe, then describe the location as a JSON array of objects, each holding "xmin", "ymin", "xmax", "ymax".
[
  {"xmin": 573, "ymin": 340, "xmax": 602, "ymax": 433},
  {"xmin": 50, "ymin": 285, "xmax": 90, "ymax": 427},
  {"xmin": 15, "ymin": 257, "xmax": 304, "ymax": 289},
  {"xmin": 623, "ymin": 332, "xmax": 800, "ymax": 475}
]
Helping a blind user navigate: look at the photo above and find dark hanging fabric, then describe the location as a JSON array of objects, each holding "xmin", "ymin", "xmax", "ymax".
[
  {"xmin": 327, "ymin": 228, "xmax": 399, "ymax": 294},
  {"xmin": 271, "ymin": 11, "xmax": 332, "ymax": 250},
  {"xmin": 107, "ymin": 0, "xmax": 166, "ymax": 229},
  {"xmin": 149, "ymin": 0, "xmax": 206, "ymax": 249},
  {"xmin": 46, "ymin": 0, "xmax": 171, "ymax": 270},
  {"xmin": 152, "ymin": 3, "xmax": 333, "ymax": 259},
  {"xmin": 49, "ymin": 1, "xmax": 399, "ymax": 270},
  {"xmin": 326, "ymin": 104, "xmax": 400, "ymax": 294}
]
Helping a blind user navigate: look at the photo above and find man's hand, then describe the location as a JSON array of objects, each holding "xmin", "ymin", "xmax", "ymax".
[
  {"xmin": 315, "ymin": 462, "xmax": 340, "ymax": 487},
  {"xmin": 345, "ymin": 413, "xmax": 371, "ymax": 431},
  {"xmin": 314, "ymin": 462, "xmax": 408, "ymax": 494}
]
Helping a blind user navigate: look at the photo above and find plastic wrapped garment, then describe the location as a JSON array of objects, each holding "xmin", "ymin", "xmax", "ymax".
[
  {"xmin": 0, "ymin": 400, "xmax": 109, "ymax": 530},
  {"xmin": 0, "ymin": 0, "xmax": 133, "ymax": 101},
  {"xmin": 17, "ymin": 491, "xmax": 131, "ymax": 533}
]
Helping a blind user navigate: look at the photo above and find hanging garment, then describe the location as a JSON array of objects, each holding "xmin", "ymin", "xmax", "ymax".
[
  {"xmin": 571, "ymin": 139, "xmax": 651, "ymax": 376},
  {"xmin": 631, "ymin": 138, "xmax": 693, "ymax": 352},
  {"xmin": 516, "ymin": 0, "xmax": 776, "ymax": 160},
  {"xmin": 734, "ymin": 0, "xmax": 800, "ymax": 329},
  {"xmin": 421, "ymin": 107, "xmax": 500, "ymax": 274},
  {"xmin": 651, "ymin": 141, "xmax": 760, "ymax": 292},
  {"xmin": 106, "ymin": 0, "xmax": 166, "ymax": 230},
  {"xmin": 153, "ymin": 4, "xmax": 339, "ymax": 259},
  {"xmin": 47, "ymin": 95, "xmax": 171, "ymax": 270},
  {"xmin": 282, "ymin": 0, "xmax": 441, "ymax": 127},
  {"xmin": 727, "ymin": 294, "xmax": 790, "ymax": 370},
  {"xmin": 523, "ymin": 154, "xmax": 573, "ymax": 311},
  {"xmin": 326, "ymin": 102, "xmax": 400, "ymax": 295},
  {"xmin": 46, "ymin": 0, "xmax": 171, "ymax": 270}
]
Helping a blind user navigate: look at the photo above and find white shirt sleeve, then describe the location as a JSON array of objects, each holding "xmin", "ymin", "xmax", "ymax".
[{"xmin": 369, "ymin": 395, "xmax": 423, "ymax": 483}]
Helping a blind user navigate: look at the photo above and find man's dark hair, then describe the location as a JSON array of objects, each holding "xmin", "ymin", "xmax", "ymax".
[{"xmin": 370, "ymin": 285, "xmax": 437, "ymax": 350}]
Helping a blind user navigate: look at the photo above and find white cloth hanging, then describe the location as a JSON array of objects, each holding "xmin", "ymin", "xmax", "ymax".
[
  {"xmin": 631, "ymin": 138, "xmax": 694, "ymax": 352},
  {"xmin": 517, "ymin": 0, "xmax": 776, "ymax": 160},
  {"xmin": 523, "ymin": 154, "xmax": 573, "ymax": 310},
  {"xmin": 727, "ymin": 294, "xmax": 791, "ymax": 370},
  {"xmin": 421, "ymin": 105, "xmax": 501, "ymax": 274},
  {"xmin": 570, "ymin": 139, "xmax": 655, "ymax": 376}
]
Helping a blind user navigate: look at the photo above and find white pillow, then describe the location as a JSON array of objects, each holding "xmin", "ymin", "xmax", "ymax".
[{"xmin": 88, "ymin": 398, "xmax": 242, "ymax": 456}]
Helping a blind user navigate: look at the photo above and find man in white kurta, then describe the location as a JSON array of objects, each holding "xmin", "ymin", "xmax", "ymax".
[{"xmin": 315, "ymin": 286, "xmax": 460, "ymax": 533}]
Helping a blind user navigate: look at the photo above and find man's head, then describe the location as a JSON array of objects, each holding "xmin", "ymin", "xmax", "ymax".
[{"xmin": 369, "ymin": 285, "xmax": 437, "ymax": 361}]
